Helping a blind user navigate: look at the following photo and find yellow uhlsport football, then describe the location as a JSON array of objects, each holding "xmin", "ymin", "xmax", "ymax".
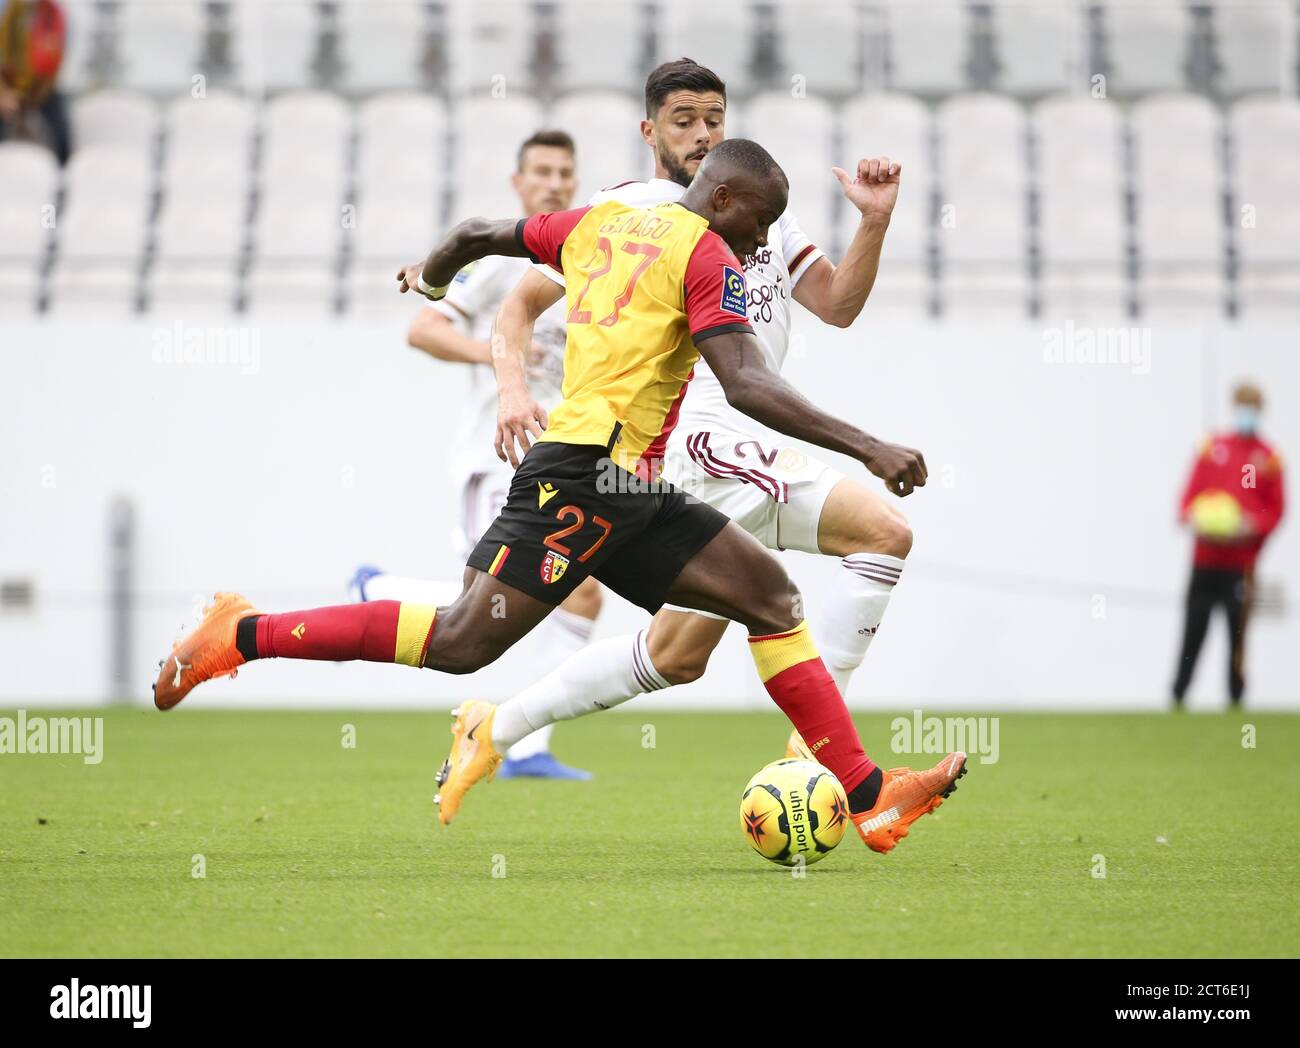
[{"xmin": 740, "ymin": 758, "xmax": 850, "ymax": 867}]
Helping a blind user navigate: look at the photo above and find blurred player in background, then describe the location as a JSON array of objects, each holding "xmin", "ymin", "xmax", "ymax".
[
  {"xmin": 351, "ymin": 130, "xmax": 596, "ymax": 780},
  {"xmin": 1172, "ymin": 382, "xmax": 1285, "ymax": 708},
  {"xmin": 486, "ymin": 58, "xmax": 913, "ymax": 767}
]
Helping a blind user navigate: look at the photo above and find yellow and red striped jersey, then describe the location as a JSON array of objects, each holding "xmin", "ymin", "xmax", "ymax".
[{"xmin": 519, "ymin": 199, "xmax": 751, "ymax": 472}]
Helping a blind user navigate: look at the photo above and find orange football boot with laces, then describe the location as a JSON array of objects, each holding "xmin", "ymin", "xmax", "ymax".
[
  {"xmin": 434, "ymin": 700, "xmax": 503, "ymax": 826},
  {"xmin": 852, "ymin": 751, "xmax": 967, "ymax": 854},
  {"xmin": 153, "ymin": 592, "xmax": 261, "ymax": 710}
]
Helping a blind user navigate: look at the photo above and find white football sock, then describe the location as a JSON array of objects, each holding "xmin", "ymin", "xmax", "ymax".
[
  {"xmin": 358, "ymin": 573, "xmax": 463, "ymax": 607},
  {"xmin": 504, "ymin": 608, "xmax": 595, "ymax": 761},
  {"xmin": 492, "ymin": 629, "xmax": 669, "ymax": 751},
  {"xmin": 813, "ymin": 553, "xmax": 904, "ymax": 695}
]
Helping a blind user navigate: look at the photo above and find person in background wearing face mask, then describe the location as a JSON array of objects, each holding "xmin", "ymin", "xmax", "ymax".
[{"xmin": 1172, "ymin": 382, "xmax": 1285, "ymax": 708}]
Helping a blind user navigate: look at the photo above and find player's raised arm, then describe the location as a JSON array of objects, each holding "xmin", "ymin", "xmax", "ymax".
[
  {"xmin": 398, "ymin": 205, "xmax": 592, "ymax": 302},
  {"xmin": 698, "ymin": 329, "xmax": 926, "ymax": 497},
  {"xmin": 397, "ymin": 218, "xmax": 524, "ymax": 300},
  {"xmin": 791, "ymin": 156, "xmax": 901, "ymax": 329},
  {"xmin": 491, "ymin": 269, "xmax": 567, "ymax": 467}
]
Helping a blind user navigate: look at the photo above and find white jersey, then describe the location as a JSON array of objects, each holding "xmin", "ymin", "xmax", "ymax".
[
  {"xmin": 538, "ymin": 178, "xmax": 825, "ymax": 439},
  {"xmin": 432, "ymin": 253, "xmax": 569, "ymax": 479}
]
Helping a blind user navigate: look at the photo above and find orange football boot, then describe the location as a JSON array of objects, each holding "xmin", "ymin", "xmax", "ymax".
[
  {"xmin": 152, "ymin": 592, "xmax": 261, "ymax": 710},
  {"xmin": 434, "ymin": 700, "xmax": 503, "ymax": 826},
  {"xmin": 785, "ymin": 728, "xmax": 815, "ymax": 761},
  {"xmin": 852, "ymin": 751, "xmax": 967, "ymax": 854}
]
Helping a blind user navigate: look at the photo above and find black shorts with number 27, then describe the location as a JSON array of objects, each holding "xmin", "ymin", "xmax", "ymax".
[{"xmin": 466, "ymin": 440, "xmax": 730, "ymax": 613}]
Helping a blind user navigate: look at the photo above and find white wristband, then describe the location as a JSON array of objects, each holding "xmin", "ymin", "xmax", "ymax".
[{"xmin": 416, "ymin": 273, "xmax": 449, "ymax": 301}]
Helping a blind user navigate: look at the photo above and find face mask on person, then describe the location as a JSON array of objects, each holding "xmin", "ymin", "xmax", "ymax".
[{"xmin": 1233, "ymin": 406, "xmax": 1260, "ymax": 435}]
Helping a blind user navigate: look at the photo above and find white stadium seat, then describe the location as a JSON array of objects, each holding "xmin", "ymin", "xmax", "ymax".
[
  {"xmin": 49, "ymin": 153, "xmax": 149, "ymax": 314},
  {"xmin": 1034, "ymin": 95, "xmax": 1126, "ymax": 316},
  {"xmin": 153, "ymin": 198, "xmax": 245, "ymax": 265},
  {"xmin": 1034, "ymin": 95, "xmax": 1123, "ymax": 192},
  {"xmin": 554, "ymin": 0, "xmax": 651, "ymax": 94},
  {"xmin": 936, "ymin": 94, "xmax": 1029, "ymax": 319},
  {"xmin": 164, "ymin": 91, "xmax": 255, "ymax": 169},
  {"xmin": 448, "ymin": 0, "xmax": 539, "ymax": 91},
  {"xmin": 1132, "ymin": 93, "xmax": 1224, "ymax": 292},
  {"xmin": 345, "ymin": 197, "xmax": 438, "ymax": 319},
  {"xmin": 745, "ymin": 92, "xmax": 837, "ymax": 252},
  {"xmin": 773, "ymin": 0, "xmax": 861, "ymax": 96},
  {"xmin": 938, "ymin": 92, "xmax": 1028, "ymax": 188},
  {"xmin": 349, "ymin": 199, "xmax": 438, "ymax": 265},
  {"xmin": 452, "ymin": 94, "xmax": 545, "ymax": 219},
  {"xmin": 552, "ymin": 91, "xmax": 646, "ymax": 198},
  {"xmin": 253, "ymin": 192, "xmax": 343, "ymax": 264},
  {"xmin": 0, "ymin": 143, "xmax": 57, "ymax": 312},
  {"xmin": 229, "ymin": 0, "xmax": 321, "ymax": 93},
  {"xmin": 62, "ymin": 145, "xmax": 152, "ymax": 212},
  {"xmin": 262, "ymin": 90, "xmax": 350, "ymax": 154},
  {"xmin": 1230, "ymin": 95, "xmax": 1300, "ymax": 207},
  {"xmin": 840, "ymin": 93, "xmax": 933, "ymax": 263},
  {"xmin": 1098, "ymin": 0, "xmax": 1189, "ymax": 96},
  {"xmin": 337, "ymin": 1, "xmax": 427, "ymax": 92},
  {"xmin": 1214, "ymin": 0, "xmax": 1298, "ymax": 97},
  {"xmin": 356, "ymin": 91, "xmax": 447, "ymax": 202},
  {"xmin": 58, "ymin": 0, "xmax": 102, "ymax": 93},
  {"xmin": 260, "ymin": 92, "xmax": 350, "ymax": 203},
  {"xmin": 71, "ymin": 90, "xmax": 158, "ymax": 152},
  {"xmin": 0, "ymin": 141, "xmax": 60, "ymax": 208},
  {"xmin": 659, "ymin": 0, "xmax": 757, "ymax": 97},
  {"xmin": 886, "ymin": 0, "xmax": 970, "ymax": 95},
  {"xmin": 990, "ymin": 0, "xmax": 1078, "ymax": 97},
  {"xmin": 117, "ymin": 0, "xmax": 206, "ymax": 93}
]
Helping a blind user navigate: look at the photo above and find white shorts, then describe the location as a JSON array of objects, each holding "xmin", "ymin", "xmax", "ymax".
[
  {"xmin": 659, "ymin": 428, "xmax": 845, "ymax": 619},
  {"xmin": 456, "ymin": 466, "xmax": 514, "ymax": 559}
]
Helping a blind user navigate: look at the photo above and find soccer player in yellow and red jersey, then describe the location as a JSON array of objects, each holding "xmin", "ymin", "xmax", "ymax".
[{"xmin": 152, "ymin": 139, "xmax": 964, "ymax": 851}]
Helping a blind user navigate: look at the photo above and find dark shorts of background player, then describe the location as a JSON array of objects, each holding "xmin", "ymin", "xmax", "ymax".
[{"xmin": 466, "ymin": 440, "xmax": 729, "ymax": 613}]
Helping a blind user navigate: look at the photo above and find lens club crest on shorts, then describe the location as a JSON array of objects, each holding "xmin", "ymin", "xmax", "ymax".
[{"xmin": 540, "ymin": 549, "xmax": 570, "ymax": 584}]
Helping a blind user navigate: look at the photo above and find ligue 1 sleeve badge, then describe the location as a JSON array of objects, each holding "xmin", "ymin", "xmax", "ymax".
[{"xmin": 540, "ymin": 549, "xmax": 570, "ymax": 584}]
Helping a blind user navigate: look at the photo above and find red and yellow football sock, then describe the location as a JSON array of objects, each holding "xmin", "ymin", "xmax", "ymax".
[
  {"xmin": 749, "ymin": 620, "xmax": 879, "ymax": 807},
  {"xmin": 234, "ymin": 601, "xmax": 437, "ymax": 667}
]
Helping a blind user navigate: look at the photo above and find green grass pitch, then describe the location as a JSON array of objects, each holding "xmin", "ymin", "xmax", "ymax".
[{"xmin": 1, "ymin": 709, "xmax": 1296, "ymax": 958}]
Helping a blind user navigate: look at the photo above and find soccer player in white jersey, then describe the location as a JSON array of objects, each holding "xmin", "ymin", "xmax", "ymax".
[
  {"xmin": 351, "ymin": 131, "xmax": 597, "ymax": 780},
  {"xmin": 474, "ymin": 58, "xmax": 933, "ymax": 848}
]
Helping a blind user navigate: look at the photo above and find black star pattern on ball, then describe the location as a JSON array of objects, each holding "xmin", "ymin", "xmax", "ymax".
[
  {"xmin": 742, "ymin": 806, "xmax": 769, "ymax": 845},
  {"xmin": 827, "ymin": 794, "xmax": 849, "ymax": 831}
]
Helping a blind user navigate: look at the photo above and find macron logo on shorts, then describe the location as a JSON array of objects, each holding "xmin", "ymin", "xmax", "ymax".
[{"xmin": 720, "ymin": 266, "xmax": 747, "ymax": 317}]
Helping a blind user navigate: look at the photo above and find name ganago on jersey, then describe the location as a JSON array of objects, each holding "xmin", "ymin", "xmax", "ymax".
[{"xmin": 559, "ymin": 178, "xmax": 826, "ymax": 439}]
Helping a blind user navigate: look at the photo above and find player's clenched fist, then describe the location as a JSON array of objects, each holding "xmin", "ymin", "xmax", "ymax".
[
  {"xmin": 832, "ymin": 156, "xmax": 902, "ymax": 223},
  {"xmin": 494, "ymin": 388, "xmax": 549, "ymax": 469},
  {"xmin": 861, "ymin": 438, "xmax": 927, "ymax": 497}
]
